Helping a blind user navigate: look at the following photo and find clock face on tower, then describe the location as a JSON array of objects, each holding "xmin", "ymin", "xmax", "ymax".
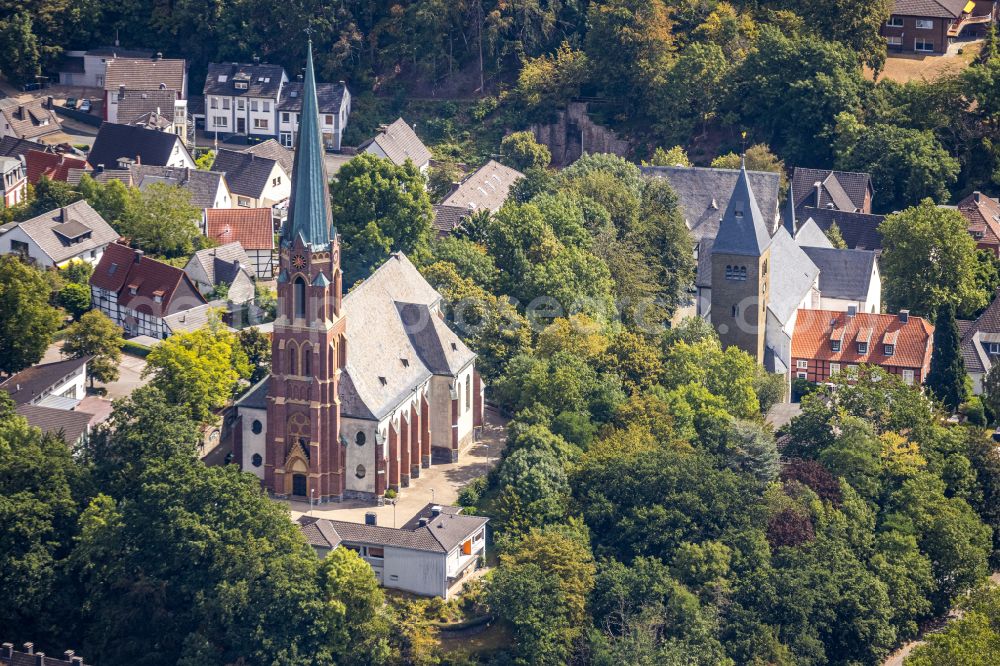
[{"xmin": 292, "ymin": 254, "xmax": 306, "ymax": 269}]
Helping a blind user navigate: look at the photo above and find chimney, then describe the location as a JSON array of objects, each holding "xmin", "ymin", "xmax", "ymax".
[
  {"xmin": 63, "ymin": 650, "xmax": 75, "ymax": 661},
  {"xmin": 418, "ymin": 518, "xmax": 428, "ymax": 527},
  {"xmin": 1, "ymin": 644, "xmax": 12, "ymax": 659},
  {"xmin": 431, "ymin": 505, "xmax": 442, "ymax": 518},
  {"xmin": 974, "ymin": 191, "xmax": 982, "ymax": 203},
  {"xmin": 23, "ymin": 643, "xmax": 34, "ymax": 655},
  {"xmin": 71, "ymin": 658, "xmax": 83, "ymax": 666},
  {"xmin": 899, "ymin": 309, "xmax": 910, "ymax": 323},
  {"xmin": 847, "ymin": 305, "xmax": 857, "ymax": 317},
  {"xmin": 814, "ymin": 181, "xmax": 822, "ymax": 207},
  {"xmin": 364, "ymin": 512, "xmax": 377, "ymax": 526},
  {"xmin": 253, "ymin": 55, "xmax": 260, "ymax": 65},
  {"xmin": 159, "ymin": 82, "xmax": 166, "ymax": 90},
  {"xmin": 96, "ymin": 163, "xmax": 104, "ymax": 173},
  {"xmin": 154, "ymin": 51, "xmax": 163, "ymax": 61},
  {"xmin": 60, "ymin": 206, "xmax": 67, "ymax": 222},
  {"xmin": 35, "ymin": 652, "xmax": 46, "ymax": 666},
  {"xmin": 134, "ymin": 249, "xmax": 144, "ymax": 264}
]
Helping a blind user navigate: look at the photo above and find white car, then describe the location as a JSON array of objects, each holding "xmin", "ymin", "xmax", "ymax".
[{"xmin": 79, "ymin": 99, "xmax": 92, "ymax": 113}]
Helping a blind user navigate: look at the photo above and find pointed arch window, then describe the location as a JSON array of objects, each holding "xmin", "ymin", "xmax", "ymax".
[
  {"xmin": 289, "ymin": 345, "xmax": 297, "ymax": 375},
  {"xmin": 302, "ymin": 344, "xmax": 311, "ymax": 375},
  {"xmin": 293, "ymin": 276, "xmax": 306, "ymax": 319}
]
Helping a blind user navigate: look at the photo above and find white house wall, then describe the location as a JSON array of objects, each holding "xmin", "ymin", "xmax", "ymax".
[
  {"xmin": 241, "ymin": 406, "xmax": 268, "ymax": 479},
  {"xmin": 382, "ymin": 546, "xmax": 447, "ymax": 597},
  {"xmin": 343, "ymin": 416, "xmax": 380, "ymax": 496},
  {"xmin": 0, "ymin": 226, "xmax": 108, "ymax": 268}
]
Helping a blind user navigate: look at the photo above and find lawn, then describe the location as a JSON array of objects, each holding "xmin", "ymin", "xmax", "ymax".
[{"xmin": 870, "ymin": 41, "xmax": 983, "ymax": 83}]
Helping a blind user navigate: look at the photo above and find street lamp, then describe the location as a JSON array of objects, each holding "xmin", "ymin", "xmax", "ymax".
[
  {"xmin": 431, "ymin": 488, "xmax": 436, "ymax": 504},
  {"xmin": 310, "ymin": 488, "xmax": 316, "ymax": 516}
]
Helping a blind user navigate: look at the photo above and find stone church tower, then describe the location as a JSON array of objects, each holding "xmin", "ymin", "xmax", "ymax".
[
  {"xmin": 265, "ymin": 41, "xmax": 348, "ymax": 501},
  {"xmin": 710, "ymin": 161, "xmax": 772, "ymax": 363}
]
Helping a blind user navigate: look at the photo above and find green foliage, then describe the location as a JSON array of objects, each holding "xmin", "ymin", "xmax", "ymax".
[
  {"xmin": 516, "ymin": 41, "xmax": 589, "ymax": 116},
  {"xmin": 793, "ymin": 0, "xmax": 892, "ymax": 72},
  {"xmin": 237, "ymin": 327, "xmax": 271, "ymax": 386},
  {"xmin": 428, "ymin": 236, "xmax": 499, "ymax": 290},
  {"xmin": 825, "ymin": 222, "xmax": 847, "ymax": 249},
  {"xmin": 117, "ymin": 183, "xmax": 203, "ymax": 258},
  {"xmin": 0, "ymin": 256, "xmax": 61, "ymax": 374},
  {"xmin": 0, "ymin": 11, "xmax": 41, "ymax": 84},
  {"xmin": 195, "ymin": 149, "xmax": 215, "ymax": 170},
  {"xmin": 427, "ymin": 158, "xmax": 463, "ymax": 202},
  {"xmin": 62, "ymin": 310, "xmax": 124, "ymax": 387},
  {"xmin": 19, "ymin": 177, "xmax": 81, "ymax": 220},
  {"xmin": 61, "ymin": 259, "xmax": 94, "ymax": 286},
  {"xmin": 331, "ymin": 153, "xmax": 433, "ymax": 285},
  {"xmin": 925, "ymin": 302, "xmax": 969, "ymax": 412},
  {"xmin": 879, "ymin": 201, "xmax": 989, "ymax": 317},
  {"xmin": 500, "ymin": 131, "xmax": 551, "ymax": 171},
  {"xmin": 57, "ymin": 282, "xmax": 90, "ymax": 320},
  {"xmin": 710, "ymin": 144, "xmax": 788, "ymax": 196},
  {"xmin": 643, "ymin": 146, "xmax": 691, "ymax": 167}
]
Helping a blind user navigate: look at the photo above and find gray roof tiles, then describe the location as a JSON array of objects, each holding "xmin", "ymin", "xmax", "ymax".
[
  {"xmin": 204, "ymin": 62, "xmax": 286, "ymax": 98},
  {"xmin": 299, "ymin": 509, "xmax": 487, "ymax": 553},
  {"xmin": 361, "ymin": 118, "xmax": 431, "ymax": 168},
  {"xmin": 104, "ymin": 58, "xmax": 186, "ymax": 92},
  {"xmin": 116, "ymin": 89, "xmax": 178, "ymax": 125},
  {"xmin": 5, "ymin": 200, "xmax": 118, "ymax": 264},
  {"xmin": 892, "ymin": 0, "xmax": 967, "ymax": 17},
  {"xmin": 88, "ymin": 122, "xmax": 189, "ymax": 169},
  {"xmin": 712, "ymin": 166, "xmax": 773, "ymax": 257},
  {"xmin": 130, "ymin": 165, "xmax": 226, "ymax": 209},
  {"xmin": 767, "ymin": 227, "xmax": 819, "ymax": 325},
  {"xmin": 799, "ymin": 207, "xmax": 885, "ymax": 251},
  {"xmin": 791, "ymin": 167, "xmax": 871, "ymax": 213},
  {"xmin": 277, "ymin": 81, "xmax": 347, "ymax": 113},
  {"xmin": 440, "ymin": 160, "xmax": 524, "ymax": 213},
  {"xmin": 16, "ymin": 404, "xmax": 93, "ymax": 444},
  {"xmin": 240, "ymin": 139, "xmax": 294, "ymax": 175},
  {"xmin": 1, "ymin": 356, "xmax": 89, "ymax": 406},
  {"xmin": 211, "ymin": 149, "xmax": 282, "ymax": 199},
  {"xmin": 0, "ymin": 99, "xmax": 62, "ymax": 140},
  {"xmin": 802, "ymin": 246, "xmax": 878, "ymax": 301}
]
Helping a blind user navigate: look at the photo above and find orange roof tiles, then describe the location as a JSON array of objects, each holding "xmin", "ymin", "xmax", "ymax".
[
  {"xmin": 205, "ymin": 208, "xmax": 274, "ymax": 251},
  {"xmin": 25, "ymin": 149, "xmax": 88, "ymax": 184},
  {"xmin": 793, "ymin": 309, "xmax": 933, "ymax": 370}
]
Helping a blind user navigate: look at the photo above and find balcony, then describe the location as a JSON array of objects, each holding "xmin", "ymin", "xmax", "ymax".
[{"xmin": 948, "ymin": 5, "xmax": 994, "ymax": 38}]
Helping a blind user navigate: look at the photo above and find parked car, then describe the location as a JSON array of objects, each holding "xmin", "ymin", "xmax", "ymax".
[
  {"xmin": 64, "ymin": 97, "xmax": 77, "ymax": 109},
  {"xmin": 78, "ymin": 99, "xmax": 91, "ymax": 113}
]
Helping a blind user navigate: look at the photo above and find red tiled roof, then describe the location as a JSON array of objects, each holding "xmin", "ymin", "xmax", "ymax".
[
  {"xmin": 25, "ymin": 149, "xmax": 88, "ymax": 184},
  {"xmin": 792, "ymin": 309, "xmax": 933, "ymax": 370},
  {"xmin": 90, "ymin": 242, "xmax": 205, "ymax": 317},
  {"xmin": 205, "ymin": 208, "xmax": 274, "ymax": 250},
  {"xmin": 957, "ymin": 191, "xmax": 1000, "ymax": 250}
]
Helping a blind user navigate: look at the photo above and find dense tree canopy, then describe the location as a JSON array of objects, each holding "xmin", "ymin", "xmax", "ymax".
[{"xmin": 0, "ymin": 256, "xmax": 61, "ymax": 375}]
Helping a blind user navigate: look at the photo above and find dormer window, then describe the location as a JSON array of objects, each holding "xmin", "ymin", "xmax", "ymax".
[
  {"xmin": 831, "ymin": 340, "xmax": 841, "ymax": 352},
  {"xmin": 857, "ymin": 342, "xmax": 868, "ymax": 354},
  {"xmin": 235, "ymin": 81, "xmax": 248, "ymax": 90},
  {"xmin": 378, "ymin": 376, "xmax": 387, "ymax": 386},
  {"xmin": 989, "ymin": 342, "xmax": 1000, "ymax": 355},
  {"xmin": 128, "ymin": 285, "xmax": 138, "ymax": 295},
  {"xmin": 400, "ymin": 358, "xmax": 409, "ymax": 367},
  {"xmin": 153, "ymin": 295, "xmax": 162, "ymax": 303},
  {"xmin": 884, "ymin": 344, "xmax": 895, "ymax": 356}
]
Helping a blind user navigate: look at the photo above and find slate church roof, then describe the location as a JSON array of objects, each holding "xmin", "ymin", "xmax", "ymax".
[
  {"xmin": 712, "ymin": 163, "xmax": 773, "ymax": 257},
  {"xmin": 801, "ymin": 247, "xmax": 879, "ymax": 302}
]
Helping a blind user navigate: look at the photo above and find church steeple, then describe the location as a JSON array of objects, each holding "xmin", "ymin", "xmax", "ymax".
[
  {"xmin": 283, "ymin": 39, "xmax": 333, "ymax": 250},
  {"xmin": 713, "ymin": 162, "xmax": 772, "ymax": 257}
]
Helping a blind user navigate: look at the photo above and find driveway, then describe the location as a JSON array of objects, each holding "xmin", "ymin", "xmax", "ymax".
[
  {"xmin": 287, "ymin": 406, "xmax": 508, "ymax": 527},
  {"xmin": 42, "ymin": 340, "xmax": 149, "ymax": 403}
]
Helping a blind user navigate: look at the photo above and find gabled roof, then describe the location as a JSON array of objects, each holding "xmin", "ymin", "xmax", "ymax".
[
  {"xmin": 236, "ymin": 375, "xmax": 270, "ymax": 410},
  {"xmin": 185, "ymin": 242, "xmax": 253, "ymax": 285},
  {"xmin": 25, "ymin": 149, "xmax": 89, "ymax": 184},
  {"xmin": 104, "ymin": 57, "xmax": 186, "ymax": 92},
  {"xmin": 0, "ymin": 99, "xmax": 61, "ymax": 140},
  {"xmin": 130, "ymin": 164, "xmax": 226, "ymax": 209},
  {"xmin": 282, "ymin": 41, "xmax": 333, "ymax": 249},
  {"xmin": 277, "ymin": 81, "xmax": 348, "ymax": 113},
  {"xmin": 204, "ymin": 62, "xmax": 286, "ymax": 98},
  {"xmin": 712, "ymin": 164, "xmax": 772, "ymax": 257},
  {"xmin": 960, "ymin": 288, "xmax": 1000, "ymax": 374},
  {"xmin": 211, "ymin": 149, "xmax": 283, "ymax": 199},
  {"xmin": 799, "ymin": 207, "xmax": 885, "ymax": 251},
  {"xmin": 90, "ymin": 242, "xmax": 206, "ymax": 317},
  {"xmin": 792, "ymin": 309, "xmax": 933, "ymax": 369},
  {"xmin": 440, "ymin": 160, "xmax": 524, "ymax": 213},
  {"xmin": 339, "ymin": 253, "xmax": 473, "ymax": 421},
  {"xmin": 16, "ymin": 403, "xmax": 94, "ymax": 444},
  {"xmin": 1, "ymin": 356, "xmax": 89, "ymax": 406},
  {"xmin": 360, "ymin": 118, "xmax": 432, "ymax": 168},
  {"xmin": 205, "ymin": 208, "xmax": 274, "ymax": 250},
  {"xmin": 768, "ymin": 226, "xmax": 820, "ymax": 325},
  {"xmin": 0, "ymin": 136, "xmax": 49, "ymax": 160},
  {"xmin": 240, "ymin": 139, "xmax": 293, "ymax": 174},
  {"xmin": 793, "ymin": 217, "xmax": 834, "ymax": 249},
  {"xmin": 891, "ymin": 0, "xmax": 967, "ymax": 18},
  {"xmin": 957, "ymin": 191, "xmax": 1000, "ymax": 248},
  {"xmin": 162, "ymin": 300, "xmax": 231, "ymax": 335},
  {"xmin": 116, "ymin": 88, "xmax": 178, "ymax": 125},
  {"xmin": 5, "ymin": 199, "xmax": 118, "ymax": 264},
  {"xmin": 802, "ymin": 246, "xmax": 879, "ymax": 301},
  {"xmin": 432, "ymin": 204, "xmax": 468, "ymax": 235},
  {"xmin": 88, "ymin": 122, "xmax": 188, "ymax": 170},
  {"xmin": 299, "ymin": 509, "xmax": 487, "ymax": 554},
  {"xmin": 792, "ymin": 168, "xmax": 871, "ymax": 213},
  {"xmin": 640, "ymin": 165, "xmax": 780, "ymax": 242},
  {"xmin": 66, "ymin": 167, "xmax": 133, "ymax": 186}
]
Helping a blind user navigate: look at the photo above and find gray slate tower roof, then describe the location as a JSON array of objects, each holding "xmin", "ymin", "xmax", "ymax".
[
  {"xmin": 282, "ymin": 40, "xmax": 333, "ymax": 250},
  {"xmin": 712, "ymin": 162, "xmax": 772, "ymax": 257}
]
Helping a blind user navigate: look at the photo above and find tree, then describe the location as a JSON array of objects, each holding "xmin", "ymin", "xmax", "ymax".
[
  {"xmin": 925, "ymin": 302, "xmax": 969, "ymax": 411},
  {"xmin": 20, "ymin": 177, "xmax": 81, "ymax": 220},
  {"xmin": 500, "ymin": 131, "xmax": 551, "ymax": 171},
  {"xmin": 143, "ymin": 325, "xmax": 242, "ymax": 423},
  {"xmin": 879, "ymin": 201, "xmax": 988, "ymax": 317},
  {"xmin": 331, "ymin": 153, "xmax": 433, "ymax": 285},
  {"xmin": 61, "ymin": 259, "xmax": 94, "ymax": 286},
  {"xmin": 794, "ymin": 0, "xmax": 892, "ymax": 72},
  {"xmin": 118, "ymin": 183, "xmax": 203, "ymax": 258},
  {"xmin": 195, "ymin": 149, "xmax": 215, "ymax": 171},
  {"xmin": 0, "ymin": 11, "xmax": 41, "ymax": 85},
  {"xmin": 428, "ymin": 236, "xmax": 499, "ymax": 290},
  {"xmin": 725, "ymin": 420, "xmax": 780, "ymax": 484},
  {"xmin": 826, "ymin": 222, "xmax": 847, "ymax": 249},
  {"xmin": 516, "ymin": 41, "xmax": 589, "ymax": 115},
  {"xmin": 62, "ymin": 311, "xmax": 124, "ymax": 389},
  {"xmin": 237, "ymin": 327, "xmax": 272, "ymax": 386},
  {"xmin": 318, "ymin": 548, "xmax": 392, "ymax": 664},
  {"xmin": 643, "ymin": 146, "xmax": 691, "ymax": 167},
  {"xmin": 77, "ymin": 175, "xmax": 130, "ymax": 225},
  {"xmin": 427, "ymin": 158, "xmax": 463, "ymax": 201},
  {"xmin": 0, "ymin": 256, "xmax": 61, "ymax": 375},
  {"xmin": 710, "ymin": 144, "xmax": 788, "ymax": 196},
  {"xmin": 57, "ymin": 282, "xmax": 90, "ymax": 320}
]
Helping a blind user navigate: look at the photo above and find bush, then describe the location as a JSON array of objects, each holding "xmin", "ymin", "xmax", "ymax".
[
  {"xmin": 122, "ymin": 339, "xmax": 152, "ymax": 358},
  {"xmin": 472, "ymin": 96, "xmax": 499, "ymax": 121},
  {"xmin": 961, "ymin": 396, "xmax": 987, "ymax": 426}
]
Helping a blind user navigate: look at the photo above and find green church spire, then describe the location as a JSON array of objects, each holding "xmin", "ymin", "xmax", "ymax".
[{"xmin": 283, "ymin": 39, "xmax": 333, "ymax": 249}]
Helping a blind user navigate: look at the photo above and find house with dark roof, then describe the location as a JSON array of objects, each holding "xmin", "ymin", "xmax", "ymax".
[
  {"xmin": 959, "ymin": 289, "xmax": 1000, "ymax": 393},
  {"xmin": 1, "ymin": 356, "xmax": 90, "ymax": 408},
  {"xmin": 0, "ymin": 99, "xmax": 62, "ymax": 142},
  {"xmin": 0, "ymin": 156, "xmax": 25, "ymax": 208},
  {"xmin": 204, "ymin": 207, "xmax": 275, "ymax": 278},
  {"xmin": 433, "ymin": 160, "xmax": 524, "ymax": 236},
  {"xmin": 801, "ymin": 246, "xmax": 881, "ymax": 313},
  {"xmin": 16, "ymin": 404, "xmax": 94, "ymax": 446},
  {"xmin": 0, "ymin": 136, "xmax": 49, "ymax": 161},
  {"xmin": 90, "ymin": 242, "xmax": 206, "ymax": 338},
  {"xmin": 103, "ymin": 55, "xmax": 187, "ymax": 123},
  {"xmin": 240, "ymin": 139, "xmax": 293, "ymax": 174},
  {"xmin": 277, "ymin": 81, "xmax": 351, "ymax": 151},
  {"xmin": 132, "ymin": 164, "xmax": 231, "ymax": 212},
  {"xmin": 1, "ymin": 641, "xmax": 90, "ymax": 666},
  {"xmin": 298, "ymin": 504, "xmax": 488, "ymax": 597},
  {"xmin": 792, "ymin": 309, "xmax": 933, "ymax": 386},
  {"xmin": 791, "ymin": 167, "xmax": 873, "ymax": 214},
  {"xmin": 113, "ymin": 88, "xmax": 189, "ymax": 141},
  {"xmin": 88, "ymin": 122, "xmax": 194, "ymax": 170},
  {"xmin": 796, "ymin": 206, "xmax": 885, "ymax": 251},
  {"xmin": 183, "ymin": 242, "xmax": 255, "ymax": 304},
  {"xmin": 203, "ymin": 61, "xmax": 288, "ymax": 139},
  {"xmin": 211, "ymin": 148, "xmax": 289, "ymax": 208},
  {"xmin": 0, "ymin": 200, "xmax": 118, "ymax": 268},
  {"xmin": 57, "ymin": 46, "xmax": 153, "ymax": 88},
  {"xmin": 882, "ymin": 0, "xmax": 997, "ymax": 54},
  {"xmin": 360, "ymin": 118, "xmax": 432, "ymax": 172},
  {"xmin": 957, "ymin": 191, "xmax": 1000, "ymax": 257}
]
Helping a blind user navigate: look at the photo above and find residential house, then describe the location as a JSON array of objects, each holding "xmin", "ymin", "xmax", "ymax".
[
  {"xmin": 0, "ymin": 99, "xmax": 62, "ymax": 143},
  {"xmin": 882, "ymin": 0, "xmax": 997, "ymax": 54},
  {"xmin": 800, "ymin": 246, "xmax": 882, "ymax": 313},
  {"xmin": 0, "ymin": 136, "xmax": 49, "ymax": 161},
  {"xmin": 959, "ymin": 289, "xmax": 1000, "ymax": 393},
  {"xmin": 204, "ymin": 208, "xmax": 275, "ymax": 279},
  {"xmin": 162, "ymin": 300, "xmax": 233, "ymax": 336},
  {"xmin": 103, "ymin": 55, "xmax": 187, "ymax": 123},
  {"xmin": 795, "ymin": 206, "xmax": 885, "ymax": 252},
  {"xmin": 277, "ymin": 81, "xmax": 351, "ymax": 150},
  {"xmin": 131, "ymin": 164, "xmax": 231, "ymax": 212},
  {"xmin": 183, "ymin": 242, "xmax": 256, "ymax": 304},
  {"xmin": 360, "ymin": 118, "xmax": 432, "ymax": 172},
  {"xmin": 791, "ymin": 309, "xmax": 933, "ymax": 386},
  {"xmin": 24, "ymin": 149, "xmax": 89, "ymax": 185},
  {"xmin": 203, "ymin": 61, "xmax": 288, "ymax": 139},
  {"xmin": 57, "ymin": 46, "xmax": 153, "ymax": 87},
  {"xmin": 791, "ymin": 167, "xmax": 873, "ymax": 214},
  {"xmin": 0, "ymin": 200, "xmax": 118, "ymax": 268},
  {"xmin": 88, "ymin": 122, "xmax": 195, "ymax": 170},
  {"xmin": 15, "ymin": 404, "xmax": 94, "ymax": 447},
  {"xmin": 90, "ymin": 241, "xmax": 207, "ymax": 338},
  {"xmin": 432, "ymin": 160, "xmax": 524, "ymax": 236},
  {"xmin": 1, "ymin": 641, "xmax": 90, "ymax": 665},
  {"xmin": 211, "ymin": 148, "xmax": 289, "ymax": 209},
  {"xmin": 1, "ymin": 356, "xmax": 89, "ymax": 408},
  {"xmin": 114, "ymin": 87, "xmax": 188, "ymax": 141},
  {"xmin": 299, "ymin": 504, "xmax": 488, "ymax": 598},
  {"xmin": 240, "ymin": 139, "xmax": 293, "ymax": 174},
  {"xmin": 957, "ymin": 191, "xmax": 1000, "ymax": 257},
  {"xmin": 0, "ymin": 157, "xmax": 26, "ymax": 207}
]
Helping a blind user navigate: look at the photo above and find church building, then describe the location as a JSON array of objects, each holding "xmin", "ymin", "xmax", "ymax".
[{"xmin": 234, "ymin": 42, "xmax": 481, "ymax": 502}]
